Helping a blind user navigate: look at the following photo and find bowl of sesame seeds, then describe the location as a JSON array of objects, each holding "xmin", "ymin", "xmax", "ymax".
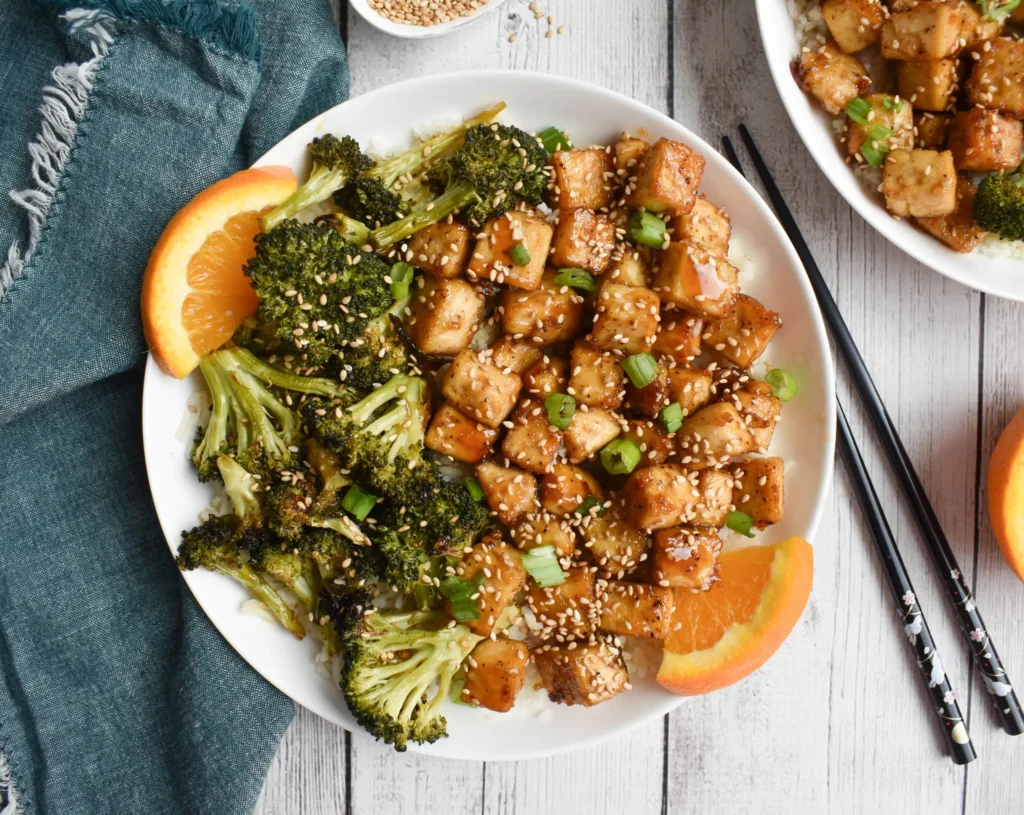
[{"xmin": 348, "ymin": 0, "xmax": 511, "ymax": 38}]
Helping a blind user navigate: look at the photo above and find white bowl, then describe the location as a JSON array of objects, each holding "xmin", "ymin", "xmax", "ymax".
[
  {"xmin": 755, "ymin": 0, "xmax": 1023, "ymax": 299},
  {"xmin": 347, "ymin": 0, "xmax": 509, "ymax": 39},
  {"xmin": 142, "ymin": 70, "xmax": 837, "ymax": 760}
]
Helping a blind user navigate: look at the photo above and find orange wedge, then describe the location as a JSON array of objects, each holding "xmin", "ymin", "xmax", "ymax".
[
  {"xmin": 141, "ymin": 166, "xmax": 297, "ymax": 378},
  {"xmin": 657, "ymin": 536, "xmax": 813, "ymax": 696},
  {"xmin": 988, "ymin": 406, "xmax": 1024, "ymax": 583}
]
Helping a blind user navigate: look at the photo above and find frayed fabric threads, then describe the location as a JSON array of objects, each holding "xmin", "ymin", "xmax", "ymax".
[{"xmin": 0, "ymin": 749, "xmax": 20, "ymax": 815}]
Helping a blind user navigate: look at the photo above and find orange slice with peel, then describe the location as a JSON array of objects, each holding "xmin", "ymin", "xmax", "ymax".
[
  {"xmin": 657, "ymin": 536, "xmax": 813, "ymax": 696},
  {"xmin": 141, "ymin": 166, "xmax": 297, "ymax": 378},
  {"xmin": 988, "ymin": 406, "xmax": 1024, "ymax": 583}
]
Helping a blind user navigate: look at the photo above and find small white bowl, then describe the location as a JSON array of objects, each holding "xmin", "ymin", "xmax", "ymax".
[{"xmin": 347, "ymin": 0, "xmax": 509, "ymax": 39}]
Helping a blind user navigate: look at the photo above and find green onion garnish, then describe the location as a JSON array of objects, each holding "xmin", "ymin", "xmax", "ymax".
[
  {"xmin": 554, "ymin": 266, "xmax": 598, "ymax": 292},
  {"xmin": 538, "ymin": 126, "xmax": 573, "ymax": 154},
  {"xmin": 627, "ymin": 210, "xmax": 668, "ymax": 249},
  {"xmin": 980, "ymin": 0, "xmax": 1022, "ymax": 22},
  {"xmin": 659, "ymin": 402, "xmax": 684, "ymax": 433},
  {"xmin": 544, "ymin": 393, "xmax": 576, "ymax": 429},
  {"xmin": 868, "ymin": 123, "xmax": 895, "ymax": 141},
  {"xmin": 726, "ymin": 510, "xmax": 756, "ymax": 538},
  {"xmin": 859, "ymin": 142, "xmax": 887, "ymax": 168},
  {"xmin": 575, "ymin": 494, "xmax": 606, "ymax": 516},
  {"xmin": 465, "ymin": 477, "xmax": 484, "ymax": 502},
  {"xmin": 341, "ymin": 485, "xmax": 376, "ymax": 521},
  {"xmin": 765, "ymin": 369, "xmax": 799, "ymax": 401},
  {"xmin": 389, "ymin": 261, "xmax": 415, "ymax": 300},
  {"xmin": 621, "ymin": 352, "xmax": 661, "ymax": 389},
  {"xmin": 439, "ymin": 573, "xmax": 485, "ymax": 622},
  {"xmin": 600, "ymin": 438, "xmax": 642, "ymax": 475},
  {"xmin": 520, "ymin": 545, "xmax": 567, "ymax": 587},
  {"xmin": 881, "ymin": 96, "xmax": 905, "ymax": 114},
  {"xmin": 449, "ymin": 676, "xmax": 473, "ymax": 706},
  {"xmin": 845, "ymin": 97, "xmax": 872, "ymax": 126},
  {"xmin": 509, "ymin": 243, "xmax": 531, "ymax": 267}
]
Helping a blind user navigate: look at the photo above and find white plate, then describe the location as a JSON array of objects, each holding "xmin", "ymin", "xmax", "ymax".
[
  {"xmin": 755, "ymin": 0, "xmax": 1023, "ymax": 299},
  {"xmin": 142, "ymin": 70, "xmax": 837, "ymax": 760},
  {"xmin": 347, "ymin": 0, "xmax": 509, "ymax": 39}
]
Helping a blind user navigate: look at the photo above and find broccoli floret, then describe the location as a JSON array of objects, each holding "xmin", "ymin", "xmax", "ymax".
[
  {"xmin": 334, "ymin": 176, "xmax": 408, "ymax": 228},
  {"xmin": 339, "ymin": 610, "xmax": 483, "ymax": 751},
  {"xmin": 261, "ymin": 135, "xmax": 373, "ymax": 232},
  {"xmin": 975, "ymin": 169, "xmax": 1024, "ymax": 241},
  {"xmin": 334, "ymin": 312, "xmax": 415, "ymax": 391}
]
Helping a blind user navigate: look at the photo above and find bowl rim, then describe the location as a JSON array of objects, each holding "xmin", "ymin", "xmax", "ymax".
[{"xmin": 346, "ymin": 0, "xmax": 509, "ymax": 39}]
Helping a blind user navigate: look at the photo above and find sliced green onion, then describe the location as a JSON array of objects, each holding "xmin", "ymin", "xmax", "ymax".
[
  {"xmin": 389, "ymin": 261, "xmax": 415, "ymax": 300},
  {"xmin": 881, "ymin": 95, "xmax": 905, "ymax": 114},
  {"xmin": 554, "ymin": 266, "xmax": 598, "ymax": 292},
  {"xmin": 627, "ymin": 210, "xmax": 668, "ymax": 249},
  {"xmin": 600, "ymin": 438, "xmax": 642, "ymax": 475},
  {"xmin": 545, "ymin": 393, "xmax": 576, "ymax": 430},
  {"xmin": 538, "ymin": 126, "xmax": 573, "ymax": 154},
  {"xmin": 575, "ymin": 494, "xmax": 606, "ymax": 516},
  {"xmin": 894, "ymin": 98, "xmax": 905, "ymax": 114},
  {"xmin": 509, "ymin": 243, "xmax": 531, "ymax": 267},
  {"xmin": 859, "ymin": 142, "xmax": 887, "ymax": 168},
  {"xmin": 659, "ymin": 402, "xmax": 684, "ymax": 434},
  {"xmin": 846, "ymin": 97, "xmax": 872, "ymax": 126},
  {"xmin": 341, "ymin": 485, "xmax": 376, "ymax": 521},
  {"xmin": 726, "ymin": 510, "xmax": 756, "ymax": 538},
  {"xmin": 520, "ymin": 545, "xmax": 567, "ymax": 588},
  {"xmin": 981, "ymin": 0, "xmax": 1021, "ymax": 22},
  {"xmin": 621, "ymin": 352, "xmax": 661, "ymax": 389},
  {"xmin": 868, "ymin": 123, "xmax": 895, "ymax": 141},
  {"xmin": 766, "ymin": 368, "xmax": 799, "ymax": 401},
  {"xmin": 439, "ymin": 573, "xmax": 485, "ymax": 622},
  {"xmin": 449, "ymin": 676, "xmax": 473, "ymax": 706},
  {"xmin": 465, "ymin": 477, "xmax": 484, "ymax": 502}
]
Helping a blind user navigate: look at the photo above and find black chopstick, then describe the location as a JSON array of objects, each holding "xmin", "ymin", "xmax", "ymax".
[{"xmin": 731, "ymin": 125, "xmax": 1024, "ymax": 737}]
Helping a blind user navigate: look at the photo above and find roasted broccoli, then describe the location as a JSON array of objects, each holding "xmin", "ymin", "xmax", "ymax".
[
  {"xmin": 334, "ymin": 176, "xmax": 408, "ymax": 228},
  {"xmin": 975, "ymin": 169, "xmax": 1024, "ymax": 241},
  {"xmin": 334, "ymin": 312, "xmax": 415, "ymax": 391}
]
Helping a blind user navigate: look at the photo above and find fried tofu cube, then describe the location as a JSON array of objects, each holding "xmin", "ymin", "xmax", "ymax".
[
  {"xmin": 897, "ymin": 60, "xmax": 958, "ymax": 112},
  {"xmin": 605, "ymin": 244, "xmax": 650, "ymax": 287},
  {"xmin": 692, "ymin": 467, "xmax": 733, "ymax": 527},
  {"xmin": 442, "ymin": 349, "xmax": 522, "ymax": 429},
  {"xmin": 916, "ymin": 176, "xmax": 988, "ymax": 253},
  {"xmin": 614, "ymin": 136, "xmax": 650, "ymax": 175},
  {"xmin": 598, "ymin": 581, "xmax": 675, "ymax": 639},
  {"xmin": 406, "ymin": 277, "xmax": 486, "ymax": 357},
  {"xmin": 407, "ymin": 220, "xmax": 471, "ymax": 280},
  {"xmin": 425, "ymin": 403, "xmax": 499, "ymax": 463},
  {"xmin": 794, "ymin": 41, "xmax": 872, "ymax": 114},
  {"xmin": 882, "ymin": 149, "xmax": 957, "ymax": 218},
  {"xmin": 552, "ymin": 146, "xmax": 616, "ymax": 211},
  {"xmin": 914, "ymin": 111, "xmax": 952, "ymax": 148},
  {"xmin": 488, "ymin": 336, "xmax": 543, "ymax": 374},
  {"xmin": 527, "ymin": 566, "xmax": 596, "ymax": 637},
  {"xmin": 522, "ymin": 355, "xmax": 569, "ymax": 398},
  {"xmin": 702, "ymin": 294, "xmax": 783, "ymax": 368},
  {"xmin": 949, "ymin": 109, "xmax": 1023, "ymax": 172},
  {"xmin": 535, "ymin": 639, "xmax": 628, "ymax": 707},
  {"xmin": 549, "ymin": 209, "xmax": 618, "ymax": 274},
  {"xmin": 671, "ymin": 197, "xmax": 731, "ymax": 258},
  {"xmin": 512, "ymin": 512, "xmax": 577, "ymax": 558},
  {"xmin": 500, "ymin": 270, "xmax": 584, "ymax": 346},
  {"xmin": 624, "ymin": 366, "xmax": 671, "ymax": 417},
  {"xmin": 567, "ymin": 341, "xmax": 626, "ymax": 409},
  {"xmin": 881, "ymin": 2, "xmax": 965, "ymax": 60},
  {"xmin": 735, "ymin": 382, "xmax": 782, "ymax": 451},
  {"xmin": 588, "ymin": 282, "xmax": 661, "ymax": 355},
  {"xmin": 622, "ymin": 463, "xmax": 695, "ymax": 530},
  {"xmin": 475, "ymin": 462, "xmax": 538, "ymax": 526},
  {"xmin": 653, "ymin": 311, "xmax": 704, "ymax": 365},
  {"xmin": 665, "ymin": 367, "xmax": 714, "ymax": 416},
  {"xmin": 502, "ymin": 398, "xmax": 562, "ymax": 474},
  {"xmin": 541, "ymin": 463, "xmax": 604, "ymax": 516},
  {"xmin": 846, "ymin": 93, "xmax": 916, "ymax": 160},
  {"xmin": 967, "ymin": 38, "xmax": 1024, "ymax": 118},
  {"xmin": 564, "ymin": 406, "xmax": 621, "ymax": 463},
  {"xmin": 733, "ymin": 456, "xmax": 786, "ymax": 528},
  {"xmin": 450, "ymin": 535, "xmax": 526, "ymax": 636},
  {"xmin": 652, "ymin": 526, "xmax": 722, "ymax": 590},
  {"xmin": 653, "ymin": 243, "xmax": 739, "ymax": 319},
  {"xmin": 621, "ymin": 419, "xmax": 676, "ymax": 466},
  {"xmin": 678, "ymin": 402, "xmax": 757, "ymax": 468},
  {"xmin": 823, "ymin": 0, "xmax": 888, "ymax": 52},
  {"xmin": 462, "ymin": 638, "xmax": 530, "ymax": 712},
  {"xmin": 626, "ymin": 137, "xmax": 705, "ymax": 216},
  {"xmin": 579, "ymin": 503, "xmax": 650, "ymax": 577},
  {"xmin": 467, "ymin": 211, "xmax": 552, "ymax": 290}
]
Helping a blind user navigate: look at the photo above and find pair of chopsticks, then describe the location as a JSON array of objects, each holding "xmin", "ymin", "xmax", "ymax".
[{"xmin": 723, "ymin": 126, "xmax": 1024, "ymax": 765}]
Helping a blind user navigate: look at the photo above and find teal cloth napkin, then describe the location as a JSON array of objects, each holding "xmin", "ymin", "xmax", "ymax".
[{"xmin": 0, "ymin": 1, "xmax": 349, "ymax": 812}]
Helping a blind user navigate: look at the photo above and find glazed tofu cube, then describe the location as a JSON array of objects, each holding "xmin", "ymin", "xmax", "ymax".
[
  {"xmin": 621, "ymin": 419, "xmax": 676, "ymax": 466},
  {"xmin": 916, "ymin": 177, "xmax": 988, "ymax": 253},
  {"xmin": 665, "ymin": 367, "xmax": 714, "ymax": 416},
  {"xmin": 523, "ymin": 355, "xmax": 569, "ymax": 398},
  {"xmin": 564, "ymin": 406, "xmax": 621, "ymax": 463},
  {"xmin": 823, "ymin": 0, "xmax": 888, "ymax": 52},
  {"xmin": 462, "ymin": 638, "xmax": 530, "ymax": 712},
  {"xmin": 407, "ymin": 220, "xmax": 471, "ymax": 280},
  {"xmin": 569, "ymin": 341, "xmax": 626, "ymax": 408},
  {"xmin": 671, "ymin": 197, "xmax": 731, "ymax": 258},
  {"xmin": 692, "ymin": 467, "xmax": 734, "ymax": 527},
  {"xmin": 846, "ymin": 93, "xmax": 916, "ymax": 159},
  {"xmin": 579, "ymin": 503, "xmax": 650, "ymax": 577},
  {"xmin": 653, "ymin": 312, "xmax": 704, "ymax": 365},
  {"xmin": 425, "ymin": 403, "xmax": 499, "ymax": 463},
  {"xmin": 527, "ymin": 566, "xmax": 596, "ymax": 637},
  {"xmin": 626, "ymin": 137, "xmax": 706, "ymax": 216},
  {"xmin": 450, "ymin": 535, "xmax": 526, "ymax": 636},
  {"xmin": 735, "ymin": 381, "xmax": 782, "ymax": 451},
  {"xmin": 605, "ymin": 244, "xmax": 650, "ymax": 287},
  {"xmin": 652, "ymin": 526, "xmax": 722, "ymax": 591},
  {"xmin": 881, "ymin": 2, "xmax": 965, "ymax": 60},
  {"xmin": 541, "ymin": 463, "xmax": 604, "ymax": 516},
  {"xmin": 794, "ymin": 41, "xmax": 872, "ymax": 114},
  {"xmin": 678, "ymin": 402, "xmax": 757, "ymax": 468},
  {"xmin": 614, "ymin": 136, "xmax": 650, "ymax": 176},
  {"xmin": 949, "ymin": 109, "xmax": 1023, "ymax": 172},
  {"xmin": 598, "ymin": 581, "xmax": 675, "ymax": 639},
  {"xmin": 475, "ymin": 462, "xmax": 538, "ymax": 526},
  {"xmin": 467, "ymin": 211, "xmax": 553, "ymax": 290},
  {"xmin": 535, "ymin": 639, "xmax": 628, "ymax": 707},
  {"xmin": 549, "ymin": 209, "xmax": 618, "ymax": 274},
  {"xmin": 406, "ymin": 277, "xmax": 486, "ymax": 357},
  {"xmin": 500, "ymin": 269, "xmax": 585, "ymax": 345},
  {"xmin": 914, "ymin": 112, "xmax": 952, "ymax": 148},
  {"xmin": 622, "ymin": 463, "xmax": 695, "ymax": 530},
  {"xmin": 882, "ymin": 149, "xmax": 957, "ymax": 218},
  {"xmin": 512, "ymin": 512, "xmax": 576, "ymax": 558},
  {"xmin": 702, "ymin": 294, "xmax": 783, "ymax": 369},
  {"xmin": 653, "ymin": 243, "xmax": 739, "ymax": 319},
  {"xmin": 442, "ymin": 349, "xmax": 522, "ymax": 429},
  {"xmin": 589, "ymin": 282, "xmax": 661, "ymax": 355},
  {"xmin": 733, "ymin": 456, "xmax": 786, "ymax": 528},
  {"xmin": 897, "ymin": 60, "xmax": 958, "ymax": 112},
  {"xmin": 552, "ymin": 146, "xmax": 616, "ymax": 211},
  {"xmin": 624, "ymin": 366, "xmax": 671, "ymax": 417},
  {"xmin": 488, "ymin": 336, "xmax": 543, "ymax": 374},
  {"xmin": 967, "ymin": 38, "xmax": 1024, "ymax": 118},
  {"xmin": 502, "ymin": 398, "xmax": 562, "ymax": 474}
]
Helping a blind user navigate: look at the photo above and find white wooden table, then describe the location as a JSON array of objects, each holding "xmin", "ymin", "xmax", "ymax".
[{"xmin": 255, "ymin": 2, "xmax": 1024, "ymax": 812}]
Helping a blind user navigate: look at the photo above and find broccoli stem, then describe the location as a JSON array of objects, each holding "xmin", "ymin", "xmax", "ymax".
[
  {"xmin": 263, "ymin": 166, "xmax": 353, "ymax": 232},
  {"xmin": 217, "ymin": 455, "xmax": 260, "ymax": 519},
  {"xmin": 221, "ymin": 367, "xmax": 296, "ymax": 463},
  {"xmin": 310, "ymin": 516, "xmax": 370, "ymax": 546},
  {"xmin": 193, "ymin": 358, "xmax": 235, "ymax": 476},
  {"xmin": 214, "ymin": 560, "xmax": 308, "ymax": 639},
  {"xmin": 218, "ymin": 347, "xmax": 343, "ymax": 398},
  {"xmin": 371, "ymin": 181, "xmax": 480, "ymax": 249},
  {"xmin": 330, "ymin": 213, "xmax": 371, "ymax": 246}
]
